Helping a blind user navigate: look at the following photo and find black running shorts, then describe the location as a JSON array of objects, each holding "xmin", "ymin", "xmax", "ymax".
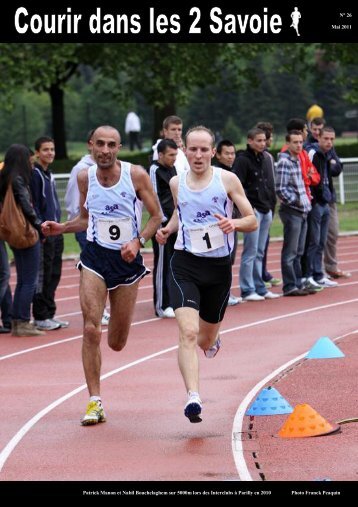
[
  {"xmin": 78, "ymin": 240, "xmax": 149, "ymax": 290},
  {"xmin": 169, "ymin": 250, "xmax": 232, "ymax": 324}
]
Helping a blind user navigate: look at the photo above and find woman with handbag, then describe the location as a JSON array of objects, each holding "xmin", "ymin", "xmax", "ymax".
[{"xmin": 0, "ymin": 144, "xmax": 44, "ymax": 336}]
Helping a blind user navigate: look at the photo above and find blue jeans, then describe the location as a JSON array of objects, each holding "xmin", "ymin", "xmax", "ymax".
[
  {"xmin": 240, "ymin": 210, "xmax": 272, "ymax": 297},
  {"xmin": 279, "ymin": 210, "xmax": 308, "ymax": 294},
  {"xmin": 12, "ymin": 241, "xmax": 40, "ymax": 321},
  {"xmin": 306, "ymin": 203, "xmax": 330, "ymax": 281}
]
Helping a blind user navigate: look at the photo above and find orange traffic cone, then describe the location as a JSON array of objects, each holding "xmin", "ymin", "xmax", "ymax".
[{"xmin": 278, "ymin": 403, "xmax": 340, "ymax": 438}]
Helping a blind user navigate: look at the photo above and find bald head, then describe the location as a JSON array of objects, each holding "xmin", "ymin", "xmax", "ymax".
[
  {"xmin": 91, "ymin": 125, "xmax": 122, "ymax": 170},
  {"xmin": 93, "ymin": 125, "xmax": 121, "ymax": 144}
]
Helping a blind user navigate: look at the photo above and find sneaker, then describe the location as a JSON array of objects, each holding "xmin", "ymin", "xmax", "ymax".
[
  {"xmin": 301, "ymin": 286, "xmax": 317, "ymax": 295},
  {"xmin": 317, "ymin": 277, "xmax": 338, "ymax": 288},
  {"xmin": 264, "ymin": 281, "xmax": 272, "ymax": 289},
  {"xmin": 81, "ymin": 400, "xmax": 106, "ymax": 426},
  {"xmin": 242, "ymin": 293, "xmax": 265, "ymax": 302},
  {"xmin": 162, "ymin": 307, "xmax": 175, "ymax": 318},
  {"xmin": 228, "ymin": 294, "xmax": 242, "ymax": 306},
  {"xmin": 184, "ymin": 393, "xmax": 202, "ymax": 423},
  {"xmin": 270, "ymin": 278, "xmax": 282, "ymax": 287},
  {"xmin": 307, "ymin": 276, "xmax": 325, "ymax": 288},
  {"xmin": 283, "ymin": 288, "xmax": 309, "ymax": 297},
  {"xmin": 304, "ymin": 279, "xmax": 324, "ymax": 292},
  {"xmin": 101, "ymin": 311, "xmax": 110, "ymax": 326},
  {"xmin": 263, "ymin": 291, "xmax": 281, "ymax": 299},
  {"xmin": 204, "ymin": 336, "xmax": 221, "ymax": 358},
  {"xmin": 13, "ymin": 321, "xmax": 45, "ymax": 337},
  {"xmin": 34, "ymin": 319, "xmax": 61, "ymax": 331},
  {"xmin": 50, "ymin": 318, "xmax": 69, "ymax": 328}
]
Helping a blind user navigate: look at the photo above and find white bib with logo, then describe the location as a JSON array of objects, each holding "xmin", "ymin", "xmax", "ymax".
[
  {"xmin": 188, "ymin": 223, "xmax": 225, "ymax": 253},
  {"xmin": 97, "ymin": 217, "xmax": 132, "ymax": 245}
]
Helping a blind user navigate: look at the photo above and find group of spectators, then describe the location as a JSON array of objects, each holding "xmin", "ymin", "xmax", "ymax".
[{"xmin": 0, "ymin": 138, "xmax": 68, "ymax": 336}]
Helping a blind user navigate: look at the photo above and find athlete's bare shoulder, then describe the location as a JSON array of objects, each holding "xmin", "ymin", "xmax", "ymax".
[
  {"xmin": 129, "ymin": 163, "xmax": 151, "ymax": 189},
  {"xmin": 77, "ymin": 167, "xmax": 89, "ymax": 190}
]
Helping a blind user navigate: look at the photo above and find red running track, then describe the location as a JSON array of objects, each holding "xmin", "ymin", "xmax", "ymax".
[{"xmin": 0, "ymin": 235, "xmax": 357, "ymax": 484}]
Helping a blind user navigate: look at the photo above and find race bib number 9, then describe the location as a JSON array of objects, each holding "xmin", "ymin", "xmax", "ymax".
[
  {"xmin": 97, "ymin": 217, "xmax": 133, "ymax": 245},
  {"xmin": 189, "ymin": 223, "xmax": 225, "ymax": 253}
]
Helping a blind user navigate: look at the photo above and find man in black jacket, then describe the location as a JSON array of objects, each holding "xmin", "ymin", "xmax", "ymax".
[
  {"xmin": 233, "ymin": 128, "xmax": 279, "ymax": 301},
  {"xmin": 149, "ymin": 139, "xmax": 178, "ymax": 317},
  {"xmin": 31, "ymin": 137, "xmax": 68, "ymax": 330},
  {"xmin": 305, "ymin": 127, "xmax": 340, "ymax": 288}
]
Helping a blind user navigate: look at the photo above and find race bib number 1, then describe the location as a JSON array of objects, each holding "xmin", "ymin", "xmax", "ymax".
[
  {"xmin": 97, "ymin": 217, "xmax": 132, "ymax": 245},
  {"xmin": 189, "ymin": 223, "xmax": 225, "ymax": 253}
]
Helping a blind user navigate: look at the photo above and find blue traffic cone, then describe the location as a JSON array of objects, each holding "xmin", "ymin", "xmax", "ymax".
[
  {"xmin": 306, "ymin": 336, "xmax": 345, "ymax": 359},
  {"xmin": 246, "ymin": 386, "xmax": 293, "ymax": 416}
]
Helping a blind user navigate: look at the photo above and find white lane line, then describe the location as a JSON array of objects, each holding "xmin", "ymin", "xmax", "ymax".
[
  {"xmin": 232, "ymin": 329, "xmax": 358, "ymax": 481},
  {"xmin": 0, "ymin": 317, "xmax": 160, "ymax": 361},
  {"xmin": 35, "ymin": 271, "xmax": 358, "ymax": 293},
  {"xmin": 221, "ymin": 298, "xmax": 358, "ymax": 335},
  {"xmin": 42, "ymin": 278, "xmax": 358, "ymax": 306},
  {"xmin": 0, "ymin": 345, "xmax": 178, "ymax": 473},
  {"xmin": 3, "ymin": 287, "xmax": 358, "ymax": 361},
  {"xmin": 1, "ymin": 299, "xmax": 357, "ymax": 474}
]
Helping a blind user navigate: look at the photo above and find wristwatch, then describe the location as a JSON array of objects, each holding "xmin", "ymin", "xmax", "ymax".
[{"xmin": 138, "ymin": 236, "xmax": 146, "ymax": 247}]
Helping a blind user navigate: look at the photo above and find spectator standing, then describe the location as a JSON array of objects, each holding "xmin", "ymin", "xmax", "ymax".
[
  {"xmin": 125, "ymin": 111, "xmax": 142, "ymax": 151},
  {"xmin": 149, "ymin": 139, "xmax": 178, "ymax": 318},
  {"xmin": 152, "ymin": 116, "xmax": 190, "ymax": 174},
  {"xmin": 256, "ymin": 122, "xmax": 282, "ymax": 289},
  {"xmin": 0, "ymin": 161, "xmax": 12, "ymax": 333},
  {"xmin": 305, "ymin": 120, "xmax": 350, "ymax": 279},
  {"xmin": 31, "ymin": 137, "xmax": 68, "ymax": 331},
  {"xmin": 233, "ymin": 128, "xmax": 279, "ymax": 301},
  {"xmin": 305, "ymin": 127, "xmax": 339, "ymax": 288},
  {"xmin": 276, "ymin": 131, "xmax": 312, "ymax": 296},
  {"xmin": 0, "ymin": 144, "xmax": 43, "ymax": 336}
]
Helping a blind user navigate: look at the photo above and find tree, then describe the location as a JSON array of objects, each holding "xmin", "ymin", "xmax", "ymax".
[
  {"xmin": 101, "ymin": 43, "xmax": 269, "ymax": 141},
  {"xmin": 317, "ymin": 44, "xmax": 358, "ymax": 103},
  {"xmin": 0, "ymin": 43, "xmax": 108, "ymax": 158}
]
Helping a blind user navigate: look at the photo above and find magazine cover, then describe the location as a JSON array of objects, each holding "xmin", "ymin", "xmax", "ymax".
[{"xmin": 0, "ymin": 0, "xmax": 356, "ymax": 498}]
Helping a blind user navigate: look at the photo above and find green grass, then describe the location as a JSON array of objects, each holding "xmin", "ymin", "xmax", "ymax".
[{"xmin": 63, "ymin": 233, "xmax": 81, "ymax": 257}]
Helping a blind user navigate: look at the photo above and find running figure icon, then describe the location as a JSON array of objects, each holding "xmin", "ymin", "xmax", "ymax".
[{"xmin": 290, "ymin": 7, "xmax": 301, "ymax": 36}]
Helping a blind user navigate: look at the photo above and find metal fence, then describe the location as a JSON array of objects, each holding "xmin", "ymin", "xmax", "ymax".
[
  {"xmin": 337, "ymin": 158, "xmax": 358, "ymax": 204},
  {"xmin": 54, "ymin": 157, "xmax": 358, "ymax": 218}
]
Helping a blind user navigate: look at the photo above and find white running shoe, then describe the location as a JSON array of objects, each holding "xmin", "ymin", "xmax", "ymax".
[
  {"xmin": 81, "ymin": 400, "xmax": 106, "ymax": 426},
  {"xmin": 264, "ymin": 291, "xmax": 281, "ymax": 299},
  {"xmin": 228, "ymin": 294, "xmax": 242, "ymax": 306},
  {"xmin": 317, "ymin": 277, "xmax": 338, "ymax": 288},
  {"xmin": 50, "ymin": 318, "xmax": 69, "ymax": 328},
  {"xmin": 184, "ymin": 392, "xmax": 202, "ymax": 423},
  {"xmin": 307, "ymin": 277, "xmax": 322, "ymax": 288},
  {"xmin": 204, "ymin": 336, "xmax": 221, "ymax": 358},
  {"xmin": 34, "ymin": 319, "xmax": 61, "ymax": 331},
  {"xmin": 243, "ymin": 293, "xmax": 265, "ymax": 302}
]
